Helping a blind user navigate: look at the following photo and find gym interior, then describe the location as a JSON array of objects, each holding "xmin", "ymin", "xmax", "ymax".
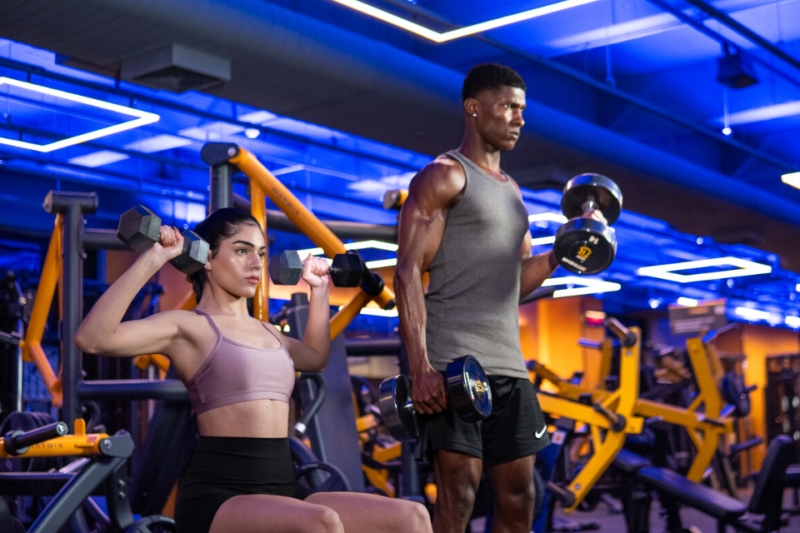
[{"xmin": 0, "ymin": 0, "xmax": 799, "ymax": 531}]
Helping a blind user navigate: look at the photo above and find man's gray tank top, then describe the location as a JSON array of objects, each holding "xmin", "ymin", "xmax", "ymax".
[{"xmin": 425, "ymin": 150, "xmax": 530, "ymax": 379}]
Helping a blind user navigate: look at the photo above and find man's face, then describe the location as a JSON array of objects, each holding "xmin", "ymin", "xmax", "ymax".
[{"xmin": 469, "ymin": 85, "xmax": 526, "ymax": 151}]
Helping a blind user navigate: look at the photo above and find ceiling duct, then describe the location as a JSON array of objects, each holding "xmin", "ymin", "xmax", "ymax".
[{"xmin": 121, "ymin": 44, "xmax": 231, "ymax": 93}]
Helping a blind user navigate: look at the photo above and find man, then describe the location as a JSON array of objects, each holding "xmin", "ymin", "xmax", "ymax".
[{"xmin": 394, "ymin": 63, "xmax": 603, "ymax": 532}]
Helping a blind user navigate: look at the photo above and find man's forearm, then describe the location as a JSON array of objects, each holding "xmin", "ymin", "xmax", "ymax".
[
  {"xmin": 520, "ymin": 250, "xmax": 559, "ymax": 297},
  {"xmin": 395, "ymin": 271, "xmax": 433, "ymax": 376}
]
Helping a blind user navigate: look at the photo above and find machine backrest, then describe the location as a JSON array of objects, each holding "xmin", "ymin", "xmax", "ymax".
[{"xmin": 748, "ymin": 435, "xmax": 793, "ymax": 518}]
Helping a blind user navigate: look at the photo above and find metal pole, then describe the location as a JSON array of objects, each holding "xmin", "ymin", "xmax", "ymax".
[
  {"xmin": 209, "ymin": 163, "xmax": 233, "ymax": 212},
  {"xmin": 15, "ymin": 318, "xmax": 23, "ymax": 412},
  {"xmin": 60, "ymin": 203, "xmax": 84, "ymax": 433}
]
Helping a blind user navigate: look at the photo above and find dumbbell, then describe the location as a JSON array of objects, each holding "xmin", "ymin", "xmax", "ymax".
[
  {"xmin": 269, "ymin": 250, "xmax": 364, "ymax": 287},
  {"xmin": 378, "ymin": 355, "xmax": 492, "ymax": 442},
  {"xmin": 117, "ymin": 205, "xmax": 210, "ymax": 275},
  {"xmin": 553, "ymin": 174, "xmax": 622, "ymax": 275}
]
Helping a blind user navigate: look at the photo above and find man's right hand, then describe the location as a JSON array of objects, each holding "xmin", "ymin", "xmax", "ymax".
[{"xmin": 412, "ymin": 366, "xmax": 448, "ymax": 415}]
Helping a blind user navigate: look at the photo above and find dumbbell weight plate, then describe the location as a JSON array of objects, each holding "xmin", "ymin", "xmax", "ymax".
[
  {"xmin": 269, "ymin": 250, "xmax": 303, "ymax": 285},
  {"xmin": 561, "ymin": 174, "xmax": 622, "ymax": 225},
  {"xmin": 446, "ymin": 355, "xmax": 492, "ymax": 423},
  {"xmin": 378, "ymin": 374, "xmax": 419, "ymax": 442},
  {"xmin": 330, "ymin": 253, "xmax": 363, "ymax": 287},
  {"xmin": 118, "ymin": 205, "xmax": 162, "ymax": 253},
  {"xmin": 169, "ymin": 231, "xmax": 210, "ymax": 275},
  {"xmin": 554, "ymin": 219, "xmax": 617, "ymax": 275}
]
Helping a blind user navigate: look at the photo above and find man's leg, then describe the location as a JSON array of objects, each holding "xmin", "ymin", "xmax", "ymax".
[
  {"xmin": 486, "ymin": 454, "xmax": 536, "ymax": 533},
  {"xmin": 432, "ymin": 450, "xmax": 483, "ymax": 533}
]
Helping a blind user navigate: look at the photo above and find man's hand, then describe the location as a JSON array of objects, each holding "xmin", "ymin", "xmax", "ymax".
[
  {"xmin": 412, "ymin": 366, "xmax": 448, "ymax": 415},
  {"xmin": 581, "ymin": 209, "xmax": 607, "ymax": 225}
]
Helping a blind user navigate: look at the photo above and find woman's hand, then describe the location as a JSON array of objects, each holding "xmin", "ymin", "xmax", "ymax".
[
  {"xmin": 147, "ymin": 226, "xmax": 185, "ymax": 264},
  {"xmin": 301, "ymin": 255, "xmax": 331, "ymax": 289}
]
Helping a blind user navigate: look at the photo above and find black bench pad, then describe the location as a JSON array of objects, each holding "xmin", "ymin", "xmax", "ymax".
[
  {"xmin": 786, "ymin": 464, "xmax": 800, "ymax": 488},
  {"xmin": 614, "ymin": 449, "xmax": 652, "ymax": 475},
  {"xmin": 638, "ymin": 467, "xmax": 747, "ymax": 521}
]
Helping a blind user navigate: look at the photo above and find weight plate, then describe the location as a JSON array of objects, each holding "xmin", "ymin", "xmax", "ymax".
[
  {"xmin": 378, "ymin": 375, "xmax": 419, "ymax": 442},
  {"xmin": 561, "ymin": 174, "xmax": 622, "ymax": 225},
  {"xmin": 269, "ymin": 250, "xmax": 303, "ymax": 285},
  {"xmin": 330, "ymin": 253, "xmax": 363, "ymax": 287},
  {"xmin": 446, "ymin": 355, "xmax": 492, "ymax": 423},
  {"xmin": 554, "ymin": 220, "xmax": 617, "ymax": 275}
]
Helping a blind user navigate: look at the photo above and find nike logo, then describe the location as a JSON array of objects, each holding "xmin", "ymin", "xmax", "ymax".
[{"xmin": 535, "ymin": 425, "xmax": 547, "ymax": 439}]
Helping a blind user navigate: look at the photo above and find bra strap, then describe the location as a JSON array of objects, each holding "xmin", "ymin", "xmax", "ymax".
[{"xmin": 193, "ymin": 309, "xmax": 222, "ymax": 340}]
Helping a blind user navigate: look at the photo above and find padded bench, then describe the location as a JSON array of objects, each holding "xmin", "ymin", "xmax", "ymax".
[
  {"xmin": 613, "ymin": 449, "xmax": 652, "ymax": 475},
  {"xmin": 785, "ymin": 464, "xmax": 800, "ymax": 488},
  {"xmin": 638, "ymin": 466, "xmax": 747, "ymax": 521},
  {"xmin": 636, "ymin": 435, "xmax": 793, "ymax": 533}
]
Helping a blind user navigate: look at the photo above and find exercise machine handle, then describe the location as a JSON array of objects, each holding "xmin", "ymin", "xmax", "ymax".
[
  {"xmin": 605, "ymin": 318, "xmax": 637, "ymax": 347},
  {"xmin": 294, "ymin": 373, "xmax": 327, "ymax": 438},
  {"xmin": 3, "ymin": 421, "xmax": 68, "ymax": 456},
  {"xmin": 0, "ymin": 330, "xmax": 21, "ymax": 346}
]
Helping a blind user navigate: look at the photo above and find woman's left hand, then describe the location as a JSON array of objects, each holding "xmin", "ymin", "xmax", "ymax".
[{"xmin": 302, "ymin": 255, "xmax": 331, "ymax": 289}]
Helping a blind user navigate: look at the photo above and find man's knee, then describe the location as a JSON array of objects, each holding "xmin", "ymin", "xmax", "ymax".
[
  {"xmin": 495, "ymin": 477, "xmax": 535, "ymax": 514},
  {"xmin": 437, "ymin": 482, "xmax": 477, "ymax": 519}
]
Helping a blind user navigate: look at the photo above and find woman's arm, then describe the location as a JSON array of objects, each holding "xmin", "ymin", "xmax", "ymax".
[
  {"xmin": 282, "ymin": 256, "xmax": 331, "ymax": 372},
  {"xmin": 74, "ymin": 227, "xmax": 187, "ymax": 357}
]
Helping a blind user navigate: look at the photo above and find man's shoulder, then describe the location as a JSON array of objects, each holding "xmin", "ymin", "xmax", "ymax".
[{"xmin": 408, "ymin": 154, "xmax": 466, "ymax": 203}]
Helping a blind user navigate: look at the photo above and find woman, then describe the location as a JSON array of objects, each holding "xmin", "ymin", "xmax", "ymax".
[{"xmin": 75, "ymin": 208, "xmax": 431, "ymax": 533}]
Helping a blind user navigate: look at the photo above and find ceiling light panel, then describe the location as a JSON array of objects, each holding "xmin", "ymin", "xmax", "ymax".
[
  {"xmin": 638, "ymin": 257, "xmax": 771, "ymax": 282},
  {"xmin": 541, "ymin": 276, "xmax": 621, "ymax": 298},
  {"xmin": 0, "ymin": 77, "xmax": 159, "ymax": 152},
  {"xmin": 330, "ymin": 0, "xmax": 603, "ymax": 42}
]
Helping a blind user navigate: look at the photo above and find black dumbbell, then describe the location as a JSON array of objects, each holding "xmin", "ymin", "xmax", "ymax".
[
  {"xmin": 378, "ymin": 355, "xmax": 492, "ymax": 442},
  {"xmin": 553, "ymin": 174, "xmax": 622, "ymax": 275},
  {"xmin": 269, "ymin": 250, "xmax": 364, "ymax": 287},
  {"xmin": 117, "ymin": 205, "xmax": 210, "ymax": 275}
]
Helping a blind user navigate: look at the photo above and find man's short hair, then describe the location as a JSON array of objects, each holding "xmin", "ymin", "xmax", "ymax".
[{"xmin": 462, "ymin": 63, "xmax": 526, "ymax": 102}]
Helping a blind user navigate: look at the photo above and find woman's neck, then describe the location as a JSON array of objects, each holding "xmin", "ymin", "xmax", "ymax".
[{"xmin": 195, "ymin": 286, "xmax": 250, "ymax": 317}]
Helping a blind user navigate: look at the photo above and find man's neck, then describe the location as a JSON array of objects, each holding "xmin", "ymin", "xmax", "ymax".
[{"xmin": 457, "ymin": 136, "xmax": 503, "ymax": 179}]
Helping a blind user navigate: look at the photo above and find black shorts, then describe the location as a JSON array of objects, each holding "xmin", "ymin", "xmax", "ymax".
[
  {"xmin": 175, "ymin": 436, "xmax": 308, "ymax": 533},
  {"xmin": 416, "ymin": 374, "xmax": 550, "ymax": 469}
]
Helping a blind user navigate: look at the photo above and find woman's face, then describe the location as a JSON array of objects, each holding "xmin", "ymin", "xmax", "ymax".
[{"xmin": 205, "ymin": 223, "xmax": 266, "ymax": 299}]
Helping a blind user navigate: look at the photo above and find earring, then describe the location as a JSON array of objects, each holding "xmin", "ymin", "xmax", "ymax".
[{"xmin": 472, "ymin": 113, "xmax": 477, "ymax": 117}]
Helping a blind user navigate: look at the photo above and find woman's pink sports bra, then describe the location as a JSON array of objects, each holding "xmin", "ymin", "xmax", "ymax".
[{"xmin": 185, "ymin": 310, "xmax": 295, "ymax": 415}]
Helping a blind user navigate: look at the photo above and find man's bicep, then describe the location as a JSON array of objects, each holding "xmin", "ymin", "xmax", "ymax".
[{"xmin": 397, "ymin": 165, "xmax": 460, "ymax": 272}]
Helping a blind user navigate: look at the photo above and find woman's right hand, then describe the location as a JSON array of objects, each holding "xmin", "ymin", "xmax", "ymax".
[{"xmin": 147, "ymin": 226, "xmax": 185, "ymax": 264}]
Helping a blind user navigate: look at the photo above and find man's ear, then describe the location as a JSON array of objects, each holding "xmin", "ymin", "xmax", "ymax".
[{"xmin": 464, "ymin": 98, "xmax": 479, "ymax": 117}]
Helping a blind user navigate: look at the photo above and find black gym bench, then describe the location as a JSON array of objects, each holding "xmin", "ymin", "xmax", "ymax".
[{"xmin": 614, "ymin": 436, "xmax": 793, "ymax": 533}]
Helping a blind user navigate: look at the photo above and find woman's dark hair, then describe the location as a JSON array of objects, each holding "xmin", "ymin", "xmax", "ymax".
[
  {"xmin": 462, "ymin": 63, "xmax": 526, "ymax": 102},
  {"xmin": 188, "ymin": 208, "xmax": 261, "ymax": 301}
]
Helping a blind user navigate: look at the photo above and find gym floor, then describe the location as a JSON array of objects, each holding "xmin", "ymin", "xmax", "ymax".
[{"xmin": 471, "ymin": 490, "xmax": 800, "ymax": 532}]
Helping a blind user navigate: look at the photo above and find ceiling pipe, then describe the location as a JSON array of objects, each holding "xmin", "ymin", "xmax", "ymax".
[
  {"xmin": 680, "ymin": 0, "xmax": 800, "ymax": 75},
  {"xmin": 646, "ymin": 0, "xmax": 800, "ymax": 90},
  {"xmin": 377, "ymin": 0, "xmax": 798, "ymax": 171}
]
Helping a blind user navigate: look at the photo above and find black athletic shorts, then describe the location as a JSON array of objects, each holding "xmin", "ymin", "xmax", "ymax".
[
  {"xmin": 175, "ymin": 436, "xmax": 308, "ymax": 533},
  {"xmin": 416, "ymin": 373, "xmax": 550, "ymax": 468}
]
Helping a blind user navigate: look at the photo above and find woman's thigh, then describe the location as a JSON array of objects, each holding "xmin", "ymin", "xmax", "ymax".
[
  {"xmin": 305, "ymin": 492, "xmax": 432, "ymax": 533},
  {"xmin": 209, "ymin": 494, "xmax": 343, "ymax": 533}
]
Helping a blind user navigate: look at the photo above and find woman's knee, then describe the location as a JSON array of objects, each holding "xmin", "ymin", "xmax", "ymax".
[
  {"xmin": 304, "ymin": 505, "xmax": 342, "ymax": 533},
  {"xmin": 404, "ymin": 501, "xmax": 432, "ymax": 532}
]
